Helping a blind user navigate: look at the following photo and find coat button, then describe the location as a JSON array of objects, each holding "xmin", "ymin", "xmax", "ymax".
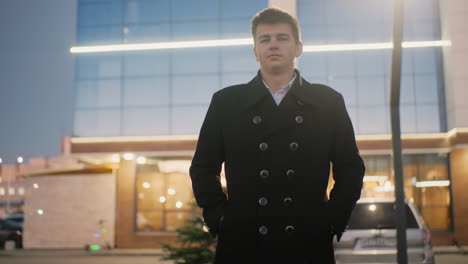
[
  {"xmin": 283, "ymin": 197, "xmax": 293, "ymax": 206},
  {"xmin": 286, "ymin": 169, "xmax": 295, "ymax": 178},
  {"xmin": 252, "ymin": 115, "xmax": 262, "ymax": 125},
  {"xmin": 259, "ymin": 170, "xmax": 269, "ymax": 179},
  {"xmin": 258, "ymin": 197, "xmax": 268, "ymax": 206},
  {"xmin": 259, "ymin": 142, "xmax": 268, "ymax": 151},
  {"xmin": 259, "ymin": 225, "xmax": 268, "ymax": 235},
  {"xmin": 295, "ymin": 115, "xmax": 303, "ymax": 124},
  {"xmin": 285, "ymin": 225, "xmax": 295, "ymax": 233},
  {"xmin": 289, "ymin": 142, "xmax": 299, "ymax": 151}
]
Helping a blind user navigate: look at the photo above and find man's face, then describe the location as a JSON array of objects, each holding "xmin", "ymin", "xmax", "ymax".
[{"xmin": 253, "ymin": 23, "xmax": 303, "ymax": 74}]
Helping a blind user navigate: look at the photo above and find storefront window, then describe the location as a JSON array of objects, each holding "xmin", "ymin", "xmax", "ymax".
[
  {"xmin": 404, "ymin": 154, "xmax": 451, "ymax": 230},
  {"xmin": 135, "ymin": 158, "xmax": 194, "ymax": 232},
  {"xmin": 361, "ymin": 155, "xmax": 393, "ymax": 198},
  {"xmin": 360, "ymin": 153, "xmax": 452, "ymax": 230}
]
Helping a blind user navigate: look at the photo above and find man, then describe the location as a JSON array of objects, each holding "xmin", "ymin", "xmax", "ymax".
[{"xmin": 190, "ymin": 7, "xmax": 365, "ymax": 264}]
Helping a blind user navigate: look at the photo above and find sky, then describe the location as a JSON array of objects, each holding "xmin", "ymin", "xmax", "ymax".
[{"xmin": 0, "ymin": 0, "xmax": 76, "ymax": 164}]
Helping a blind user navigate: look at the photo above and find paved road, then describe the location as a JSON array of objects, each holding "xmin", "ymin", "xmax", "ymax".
[
  {"xmin": 0, "ymin": 255, "xmax": 173, "ymax": 264},
  {"xmin": 435, "ymin": 254, "xmax": 468, "ymax": 264},
  {"xmin": 0, "ymin": 250, "xmax": 467, "ymax": 264}
]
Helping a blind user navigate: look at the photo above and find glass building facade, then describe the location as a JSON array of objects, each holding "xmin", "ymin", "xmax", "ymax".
[
  {"xmin": 74, "ymin": 0, "xmax": 266, "ymax": 136},
  {"xmin": 298, "ymin": 0, "xmax": 445, "ymax": 134},
  {"xmin": 72, "ymin": 0, "xmax": 452, "ymax": 235}
]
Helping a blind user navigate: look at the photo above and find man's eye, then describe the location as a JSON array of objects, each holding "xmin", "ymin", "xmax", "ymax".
[{"xmin": 260, "ymin": 39, "xmax": 269, "ymax": 43}]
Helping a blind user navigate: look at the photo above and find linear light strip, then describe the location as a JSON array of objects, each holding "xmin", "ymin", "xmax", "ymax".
[
  {"xmin": 70, "ymin": 39, "xmax": 451, "ymax": 53},
  {"xmin": 363, "ymin": 176, "xmax": 389, "ymax": 182},
  {"xmin": 70, "ymin": 38, "xmax": 254, "ymax": 53},
  {"xmin": 415, "ymin": 180, "xmax": 450, "ymax": 188},
  {"xmin": 71, "ymin": 135, "xmax": 198, "ymax": 143}
]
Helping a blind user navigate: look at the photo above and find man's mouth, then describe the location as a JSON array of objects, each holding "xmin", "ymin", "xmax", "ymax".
[{"xmin": 268, "ymin": 54, "xmax": 281, "ymax": 58}]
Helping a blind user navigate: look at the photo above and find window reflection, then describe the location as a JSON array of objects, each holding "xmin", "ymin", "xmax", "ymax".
[
  {"xmin": 360, "ymin": 154, "xmax": 452, "ymax": 230},
  {"xmin": 135, "ymin": 158, "xmax": 194, "ymax": 232}
]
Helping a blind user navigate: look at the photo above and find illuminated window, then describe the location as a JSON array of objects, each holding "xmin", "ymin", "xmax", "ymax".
[
  {"xmin": 135, "ymin": 158, "xmax": 194, "ymax": 232},
  {"xmin": 404, "ymin": 153, "xmax": 452, "ymax": 230},
  {"xmin": 0, "ymin": 187, "xmax": 5, "ymax": 196},
  {"xmin": 360, "ymin": 154, "xmax": 452, "ymax": 231}
]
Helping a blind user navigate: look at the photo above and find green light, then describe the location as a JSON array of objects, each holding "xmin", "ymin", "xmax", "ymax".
[
  {"xmin": 90, "ymin": 245, "xmax": 101, "ymax": 251},
  {"xmin": 101, "ymin": 228, "xmax": 107, "ymax": 233}
]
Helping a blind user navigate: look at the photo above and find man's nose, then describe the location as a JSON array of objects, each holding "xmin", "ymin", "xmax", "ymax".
[{"xmin": 268, "ymin": 39, "xmax": 279, "ymax": 50}]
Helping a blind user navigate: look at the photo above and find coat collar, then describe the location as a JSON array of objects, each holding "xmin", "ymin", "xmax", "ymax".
[{"xmin": 244, "ymin": 69, "xmax": 321, "ymax": 109}]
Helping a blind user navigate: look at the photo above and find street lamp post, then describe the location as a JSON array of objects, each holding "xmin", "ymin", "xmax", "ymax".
[{"xmin": 390, "ymin": 0, "xmax": 408, "ymax": 263}]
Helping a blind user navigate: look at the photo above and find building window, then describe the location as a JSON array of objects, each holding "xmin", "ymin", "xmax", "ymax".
[
  {"xmin": 74, "ymin": 0, "xmax": 268, "ymax": 137},
  {"xmin": 361, "ymin": 153, "xmax": 452, "ymax": 231},
  {"xmin": 0, "ymin": 187, "xmax": 5, "ymax": 196},
  {"xmin": 135, "ymin": 158, "xmax": 194, "ymax": 232},
  {"xmin": 404, "ymin": 153, "xmax": 452, "ymax": 230},
  {"xmin": 298, "ymin": 0, "xmax": 446, "ymax": 134}
]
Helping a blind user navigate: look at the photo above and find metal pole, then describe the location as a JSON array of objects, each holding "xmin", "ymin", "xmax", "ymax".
[{"xmin": 390, "ymin": 0, "xmax": 407, "ymax": 263}]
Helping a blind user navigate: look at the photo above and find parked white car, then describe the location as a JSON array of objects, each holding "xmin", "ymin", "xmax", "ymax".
[{"xmin": 334, "ymin": 197, "xmax": 435, "ymax": 264}]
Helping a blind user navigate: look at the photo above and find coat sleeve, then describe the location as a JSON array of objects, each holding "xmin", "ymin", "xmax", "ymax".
[
  {"xmin": 189, "ymin": 92, "xmax": 227, "ymax": 236},
  {"xmin": 328, "ymin": 93, "xmax": 365, "ymax": 240}
]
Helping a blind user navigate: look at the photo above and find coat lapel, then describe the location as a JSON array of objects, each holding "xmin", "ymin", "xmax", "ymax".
[{"xmin": 242, "ymin": 70, "xmax": 323, "ymax": 139}]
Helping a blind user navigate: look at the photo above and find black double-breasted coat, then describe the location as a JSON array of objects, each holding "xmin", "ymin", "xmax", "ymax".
[{"xmin": 190, "ymin": 70, "xmax": 365, "ymax": 264}]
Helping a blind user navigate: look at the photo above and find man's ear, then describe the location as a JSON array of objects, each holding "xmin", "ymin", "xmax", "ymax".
[
  {"xmin": 253, "ymin": 46, "xmax": 259, "ymax": 62},
  {"xmin": 295, "ymin": 41, "xmax": 303, "ymax": 58}
]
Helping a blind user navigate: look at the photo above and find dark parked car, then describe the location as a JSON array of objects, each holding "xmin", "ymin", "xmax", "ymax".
[{"xmin": 0, "ymin": 217, "xmax": 23, "ymax": 249}]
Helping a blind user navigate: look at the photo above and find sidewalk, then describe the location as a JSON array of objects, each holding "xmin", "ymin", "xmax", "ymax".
[
  {"xmin": 433, "ymin": 245, "xmax": 468, "ymax": 255},
  {"xmin": 1, "ymin": 245, "xmax": 466, "ymax": 257},
  {"xmin": 0, "ymin": 248, "xmax": 166, "ymax": 257}
]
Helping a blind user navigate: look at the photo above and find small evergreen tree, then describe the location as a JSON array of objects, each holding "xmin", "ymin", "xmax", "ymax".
[{"xmin": 161, "ymin": 216, "xmax": 217, "ymax": 264}]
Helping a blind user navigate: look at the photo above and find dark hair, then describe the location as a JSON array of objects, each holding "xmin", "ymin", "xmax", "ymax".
[{"xmin": 251, "ymin": 7, "xmax": 301, "ymax": 44}]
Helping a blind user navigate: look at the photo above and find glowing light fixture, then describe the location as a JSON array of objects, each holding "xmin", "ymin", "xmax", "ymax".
[
  {"xmin": 159, "ymin": 196, "xmax": 166, "ymax": 203},
  {"xmin": 369, "ymin": 204, "xmax": 377, "ymax": 211},
  {"xmin": 374, "ymin": 181, "xmax": 395, "ymax": 192},
  {"xmin": 0, "ymin": 158, "xmax": 2, "ymax": 164},
  {"xmin": 142, "ymin": 182, "xmax": 151, "ymax": 189},
  {"xmin": 136, "ymin": 156, "xmax": 147, "ymax": 164},
  {"xmin": 168, "ymin": 188, "xmax": 176, "ymax": 195},
  {"xmin": 176, "ymin": 201, "xmax": 183, "ymax": 208},
  {"xmin": 363, "ymin": 176, "xmax": 388, "ymax": 182},
  {"xmin": 90, "ymin": 245, "xmax": 101, "ymax": 251},
  {"xmin": 33, "ymin": 183, "xmax": 39, "ymax": 189},
  {"xmin": 37, "ymin": 209, "xmax": 44, "ymax": 215},
  {"xmin": 123, "ymin": 153, "xmax": 135, "ymax": 161},
  {"xmin": 70, "ymin": 39, "xmax": 451, "ymax": 54},
  {"xmin": 110, "ymin": 154, "xmax": 120, "ymax": 163},
  {"xmin": 70, "ymin": 38, "xmax": 253, "ymax": 53},
  {"xmin": 17, "ymin": 156, "xmax": 24, "ymax": 164},
  {"xmin": 415, "ymin": 180, "xmax": 450, "ymax": 188},
  {"xmin": 304, "ymin": 42, "xmax": 392, "ymax": 52},
  {"xmin": 402, "ymin": 40, "xmax": 451, "ymax": 48}
]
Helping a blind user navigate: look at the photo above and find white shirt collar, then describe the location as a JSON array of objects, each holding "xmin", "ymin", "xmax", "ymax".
[{"xmin": 262, "ymin": 73, "xmax": 297, "ymax": 105}]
